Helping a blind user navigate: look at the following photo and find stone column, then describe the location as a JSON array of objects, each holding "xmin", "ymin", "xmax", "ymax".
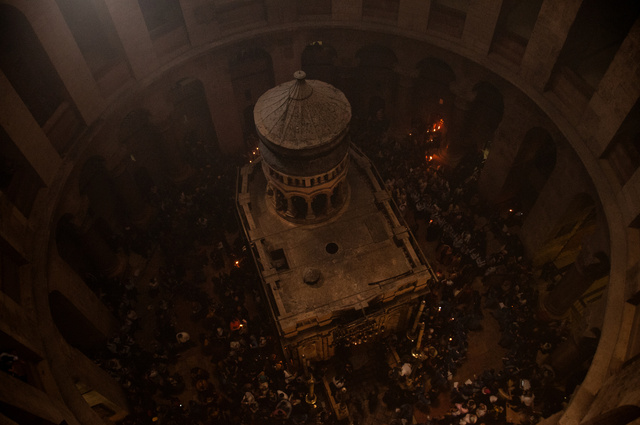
[
  {"xmin": 0, "ymin": 71, "xmax": 61, "ymax": 186},
  {"xmin": 103, "ymin": 0, "xmax": 158, "ymax": 79},
  {"xmin": 327, "ymin": 192, "xmax": 335, "ymax": 213},
  {"xmin": 477, "ymin": 100, "xmax": 533, "ymax": 203},
  {"xmin": 20, "ymin": 0, "xmax": 105, "ymax": 123},
  {"xmin": 439, "ymin": 84, "xmax": 475, "ymax": 167},
  {"xmin": 580, "ymin": 19, "xmax": 640, "ymax": 156},
  {"xmin": 520, "ymin": 0, "xmax": 582, "ymax": 91},
  {"xmin": 398, "ymin": 0, "xmax": 430, "ymax": 33},
  {"xmin": 286, "ymin": 197, "xmax": 295, "ymax": 218},
  {"xmin": 306, "ymin": 198, "xmax": 315, "ymax": 220},
  {"xmin": 392, "ymin": 70, "xmax": 417, "ymax": 136},
  {"xmin": 49, "ymin": 258, "xmax": 120, "ymax": 340},
  {"xmin": 462, "ymin": 0, "xmax": 503, "ymax": 55},
  {"xmin": 0, "ymin": 372, "xmax": 78, "ymax": 425},
  {"xmin": 201, "ymin": 58, "xmax": 245, "ymax": 154},
  {"xmin": 111, "ymin": 158, "xmax": 155, "ymax": 228},
  {"xmin": 542, "ymin": 249, "xmax": 609, "ymax": 318},
  {"xmin": 78, "ymin": 222, "xmax": 126, "ymax": 278}
]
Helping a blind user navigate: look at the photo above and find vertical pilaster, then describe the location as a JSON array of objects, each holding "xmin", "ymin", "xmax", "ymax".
[
  {"xmin": 398, "ymin": 0, "xmax": 430, "ymax": 33},
  {"xmin": 440, "ymin": 84, "xmax": 475, "ymax": 167},
  {"xmin": 21, "ymin": 0, "xmax": 105, "ymax": 123},
  {"xmin": 306, "ymin": 198, "xmax": 315, "ymax": 220},
  {"xmin": 520, "ymin": 0, "xmax": 582, "ymax": 91},
  {"xmin": 462, "ymin": 0, "xmax": 503, "ymax": 55},
  {"xmin": 270, "ymin": 35, "xmax": 303, "ymax": 85},
  {"xmin": 392, "ymin": 70, "xmax": 417, "ymax": 136},
  {"xmin": 477, "ymin": 100, "xmax": 536, "ymax": 203},
  {"xmin": 78, "ymin": 222, "xmax": 126, "ymax": 278},
  {"xmin": 286, "ymin": 197, "xmax": 295, "ymax": 218},
  {"xmin": 0, "ymin": 71, "xmax": 61, "ymax": 186},
  {"xmin": 580, "ymin": 19, "xmax": 640, "ymax": 156},
  {"xmin": 202, "ymin": 60, "xmax": 245, "ymax": 154},
  {"xmin": 103, "ymin": 0, "xmax": 158, "ymax": 79}
]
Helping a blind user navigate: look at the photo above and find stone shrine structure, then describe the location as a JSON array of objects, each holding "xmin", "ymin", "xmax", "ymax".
[
  {"xmin": 237, "ymin": 72, "xmax": 434, "ymax": 362},
  {"xmin": 254, "ymin": 70, "xmax": 350, "ymax": 224}
]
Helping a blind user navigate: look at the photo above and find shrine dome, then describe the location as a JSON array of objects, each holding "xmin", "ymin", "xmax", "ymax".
[{"xmin": 254, "ymin": 71, "xmax": 351, "ymax": 157}]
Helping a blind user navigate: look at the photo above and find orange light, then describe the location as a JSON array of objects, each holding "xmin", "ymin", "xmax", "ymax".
[{"xmin": 234, "ymin": 260, "xmax": 240, "ymax": 267}]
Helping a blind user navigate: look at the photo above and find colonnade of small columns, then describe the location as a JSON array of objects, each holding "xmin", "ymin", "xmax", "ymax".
[{"xmin": 269, "ymin": 181, "xmax": 346, "ymax": 223}]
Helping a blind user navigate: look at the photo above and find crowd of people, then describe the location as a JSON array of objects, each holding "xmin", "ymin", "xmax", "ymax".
[
  {"xmin": 68, "ymin": 109, "xmax": 583, "ymax": 425},
  {"xmin": 82, "ymin": 143, "xmax": 341, "ymax": 425},
  {"xmin": 350, "ymin": 115, "xmax": 574, "ymax": 424}
]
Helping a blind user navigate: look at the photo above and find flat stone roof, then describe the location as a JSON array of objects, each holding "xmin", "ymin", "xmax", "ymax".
[{"xmin": 238, "ymin": 149, "xmax": 432, "ymax": 335}]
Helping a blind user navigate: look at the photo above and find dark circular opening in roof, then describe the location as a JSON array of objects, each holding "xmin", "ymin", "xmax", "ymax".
[{"xmin": 326, "ymin": 243, "xmax": 339, "ymax": 254}]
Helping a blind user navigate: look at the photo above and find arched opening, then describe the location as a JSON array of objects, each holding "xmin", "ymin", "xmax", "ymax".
[
  {"xmin": 229, "ymin": 47, "xmax": 275, "ymax": 139},
  {"xmin": 413, "ymin": 58, "xmax": 456, "ymax": 138},
  {"xmin": 354, "ymin": 44, "xmax": 398, "ymax": 122},
  {"xmin": 291, "ymin": 196, "xmax": 308, "ymax": 220},
  {"xmin": 170, "ymin": 77, "xmax": 220, "ymax": 166},
  {"xmin": 79, "ymin": 156, "xmax": 120, "ymax": 224},
  {"xmin": 330, "ymin": 182, "xmax": 344, "ymax": 209},
  {"xmin": 275, "ymin": 189, "xmax": 287, "ymax": 213},
  {"xmin": 311, "ymin": 194, "xmax": 328, "ymax": 216},
  {"xmin": 301, "ymin": 41, "xmax": 337, "ymax": 85},
  {"xmin": 119, "ymin": 109, "xmax": 170, "ymax": 185},
  {"xmin": 464, "ymin": 81, "xmax": 504, "ymax": 157},
  {"xmin": 499, "ymin": 127, "xmax": 557, "ymax": 215}
]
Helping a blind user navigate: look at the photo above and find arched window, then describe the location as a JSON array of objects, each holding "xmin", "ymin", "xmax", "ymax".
[
  {"xmin": 291, "ymin": 196, "xmax": 308, "ymax": 219},
  {"xmin": 312, "ymin": 194, "xmax": 328, "ymax": 216}
]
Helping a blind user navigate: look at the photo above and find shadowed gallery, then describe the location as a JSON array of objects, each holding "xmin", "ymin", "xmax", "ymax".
[{"xmin": 1, "ymin": 1, "xmax": 640, "ymax": 425}]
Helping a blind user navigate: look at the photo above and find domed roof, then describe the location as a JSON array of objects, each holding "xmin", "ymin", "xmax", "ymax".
[{"xmin": 254, "ymin": 71, "xmax": 351, "ymax": 151}]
